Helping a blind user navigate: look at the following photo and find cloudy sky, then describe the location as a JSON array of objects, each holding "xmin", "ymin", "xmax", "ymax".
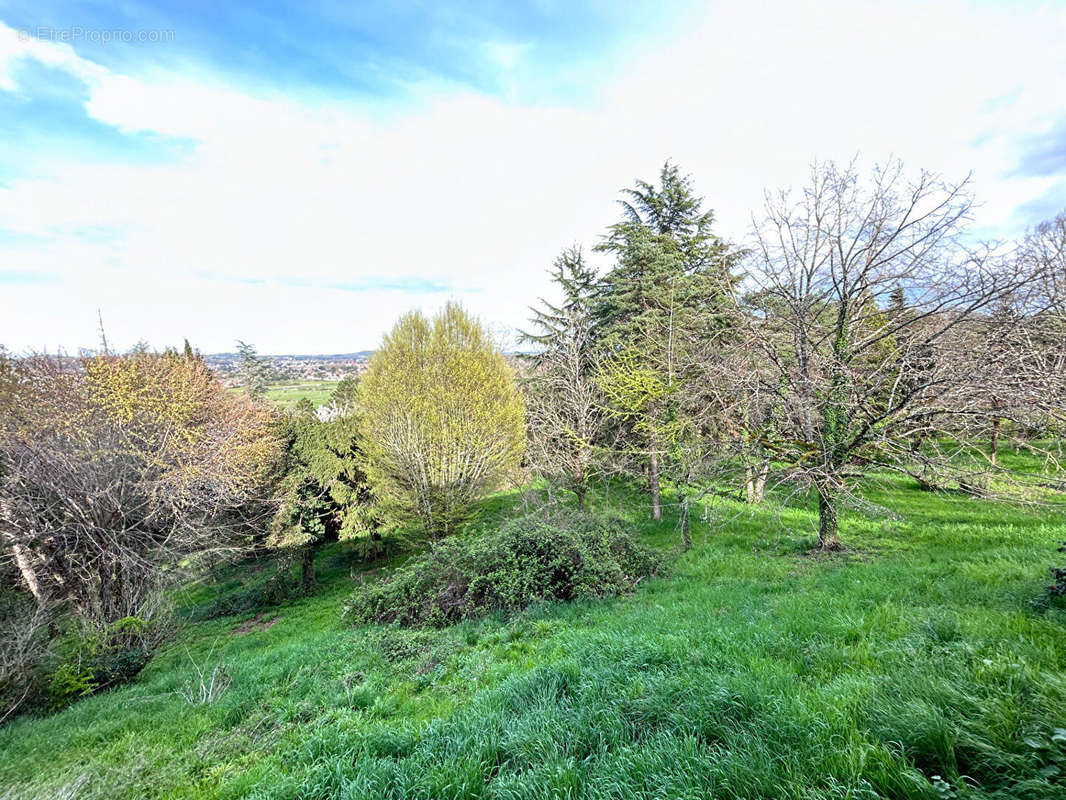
[{"xmin": 1, "ymin": 0, "xmax": 1065, "ymax": 354}]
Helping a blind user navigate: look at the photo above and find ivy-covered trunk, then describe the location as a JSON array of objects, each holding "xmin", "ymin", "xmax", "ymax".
[
  {"xmin": 816, "ymin": 483, "xmax": 840, "ymax": 549},
  {"xmin": 816, "ymin": 303, "xmax": 851, "ymax": 550}
]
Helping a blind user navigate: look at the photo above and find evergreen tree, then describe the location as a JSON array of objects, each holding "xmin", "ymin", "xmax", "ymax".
[
  {"xmin": 329, "ymin": 376, "xmax": 359, "ymax": 413},
  {"xmin": 521, "ymin": 245, "xmax": 598, "ymax": 369},
  {"xmin": 593, "ymin": 163, "xmax": 738, "ymax": 520},
  {"xmin": 270, "ymin": 406, "xmax": 376, "ymax": 589},
  {"xmin": 236, "ymin": 340, "xmax": 270, "ymax": 399},
  {"xmin": 595, "ymin": 161, "xmax": 737, "ymax": 350}
]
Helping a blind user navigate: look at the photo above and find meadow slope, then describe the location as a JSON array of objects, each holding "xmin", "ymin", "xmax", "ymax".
[{"xmin": 2, "ymin": 475, "xmax": 1065, "ymax": 800}]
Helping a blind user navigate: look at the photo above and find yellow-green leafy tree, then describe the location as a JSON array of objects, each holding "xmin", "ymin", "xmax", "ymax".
[
  {"xmin": 0, "ymin": 349, "xmax": 279, "ymax": 622},
  {"xmin": 358, "ymin": 304, "xmax": 525, "ymax": 537}
]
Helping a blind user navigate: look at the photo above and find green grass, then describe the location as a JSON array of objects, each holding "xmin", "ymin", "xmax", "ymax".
[
  {"xmin": 2, "ymin": 472, "xmax": 1065, "ymax": 799},
  {"xmin": 262, "ymin": 381, "xmax": 340, "ymax": 410}
]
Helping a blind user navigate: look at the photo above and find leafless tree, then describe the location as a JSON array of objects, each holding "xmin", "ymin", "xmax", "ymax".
[
  {"xmin": 0, "ymin": 351, "xmax": 279, "ymax": 623},
  {"xmin": 522, "ymin": 325, "xmax": 604, "ymax": 511},
  {"xmin": 1015, "ymin": 211, "xmax": 1066, "ymax": 440},
  {"xmin": 521, "ymin": 246, "xmax": 604, "ymax": 510},
  {"xmin": 734, "ymin": 159, "xmax": 1050, "ymax": 547}
]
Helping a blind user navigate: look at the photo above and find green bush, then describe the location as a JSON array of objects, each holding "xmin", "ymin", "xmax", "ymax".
[
  {"xmin": 0, "ymin": 592, "xmax": 178, "ymax": 718},
  {"xmin": 344, "ymin": 512, "xmax": 656, "ymax": 627},
  {"xmin": 43, "ymin": 613, "xmax": 168, "ymax": 710}
]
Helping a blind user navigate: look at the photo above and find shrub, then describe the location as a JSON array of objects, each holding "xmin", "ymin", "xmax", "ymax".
[
  {"xmin": 0, "ymin": 595, "xmax": 52, "ymax": 722},
  {"xmin": 345, "ymin": 512, "xmax": 656, "ymax": 627},
  {"xmin": 43, "ymin": 601, "xmax": 176, "ymax": 710}
]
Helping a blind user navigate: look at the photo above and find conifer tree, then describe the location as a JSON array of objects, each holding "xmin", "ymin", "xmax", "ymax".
[
  {"xmin": 594, "ymin": 163, "xmax": 738, "ymax": 520},
  {"xmin": 522, "ymin": 245, "xmax": 598, "ymax": 368},
  {"xmin": 236, "ymin": 340, "xmax": 270, "ymax": 399},
  {"xmin": 270, "ymin": 405, "xmax": 376, "ymax": 589}
]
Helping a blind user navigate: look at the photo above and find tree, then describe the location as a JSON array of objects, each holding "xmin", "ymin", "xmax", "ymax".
[
  {"xmin": 1015, "ymin": 211, "xmax": 1066, "ymax": 442},
  {"xmin": 270, "ymin": 406, "xmax": 375, "ymax": 590},
  {"xmin": 594, "ymin": 162, "xmax": 738, "ymax": 520},
  {"xmin": 520, "ymin": 246, "xmax": 603, "ymax": 510},
  {"xmin": 329, "ymin": 376, "xmax": 359, "ymax": 412},
  {"xmin": 236, "ymin": 340, "xmax": 270, "ymax": 399},
  {"xmin": 358, "ymin": 304, "xmax": 525, "ymax": 536},
  {"xmin": 0, "ymin": 350, "xmax": 279, "ymax": 622},
  {"xmin": 737, "ymin": 159, "xmax": 1039, "ymax": 548}
]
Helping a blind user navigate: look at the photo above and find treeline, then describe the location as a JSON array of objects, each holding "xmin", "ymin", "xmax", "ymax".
[
  {"xmin": 524, "ymin": 161, "xmax": 1066, "ymax": 548},
  {"xmin": 2, "ymin": 158, "xmax": 1065, "ymax": 717}
]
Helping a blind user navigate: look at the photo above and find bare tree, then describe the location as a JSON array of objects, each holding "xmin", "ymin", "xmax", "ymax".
[
  {"xmin": 0, "ymin": 351, "xmax": 279, "ymax": 622},
  {"xmin": 521, "ymin": 247, "xmax": 603, "ymax": 510},
  {"xmin": 737, "ymin": 159, "xmax": 1044, "ymax": 547},
  {"xmin": 1015, "ymin": 211, "xmax": 1066, "ymax": 440}
]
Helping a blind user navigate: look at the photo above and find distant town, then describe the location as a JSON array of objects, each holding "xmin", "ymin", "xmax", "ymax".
[{"xmin": 205, "ymin": 351, "xmax": 373, "ymax": 386}]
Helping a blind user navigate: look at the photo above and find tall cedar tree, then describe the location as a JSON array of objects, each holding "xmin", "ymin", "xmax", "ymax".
[
  {"xmin": 236, "ymin": 340, "xmax": 270, "ymax": 399},
  {"xmin": 594, "ymin": 162, "xmax": 737, "ymax": 520}
]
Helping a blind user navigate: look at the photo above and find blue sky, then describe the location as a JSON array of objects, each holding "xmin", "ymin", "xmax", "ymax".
[{"xmin": 2, "ymin": 0, "xmax": 1065, "ymax": 353}]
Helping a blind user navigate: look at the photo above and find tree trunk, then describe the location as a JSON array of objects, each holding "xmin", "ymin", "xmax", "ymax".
[
  {"xmin": 990, "ymin": 416, "xmax": 1001, "ymax": 466},
  {"xmin": 574, "ymin": 484, "xmax": 586, "ymax": 511},
  {"xmin": 648, "ymin": 434, "xmax": 662, "ymax": 521},
  {"xmin": 754, "ymin": 462, "xmax": 769, "ymax": 501},
  {"xmin": 11, "ymin": 542, "xmax": 45, "ymax": 605},
  {"xmin": 679, "ymin": 496, "xmax": 692, "ymax": 550},
  {"xmin": 745, "ymin": 460, "xmax": 770, "ymax": 504},
  {"xmin": 300, "ymin": 546, "xmax": 316, "ymax": 593},
  {"xmin": 816, "ymin": 484, "xmax": 841, "ymax": 549}
]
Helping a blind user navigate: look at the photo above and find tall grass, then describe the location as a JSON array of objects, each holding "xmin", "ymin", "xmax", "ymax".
[{"xmin": 1, "ymin": 471, "xmax": 1064, "ymax": 799}]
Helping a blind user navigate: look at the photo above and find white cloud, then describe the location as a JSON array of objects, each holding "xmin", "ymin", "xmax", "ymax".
[{"xmin": 1, "ymin": 0, "xmax": 1065, "ymax": 353}]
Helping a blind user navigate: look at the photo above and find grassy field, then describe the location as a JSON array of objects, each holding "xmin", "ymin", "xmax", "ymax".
[
  {"xmin": 262, "ymin": 381, "xmax": 340, "ymax": 409},
  {"xmin": 2, "ymin": 472, "xmax": 1065, "ymax": 799}
]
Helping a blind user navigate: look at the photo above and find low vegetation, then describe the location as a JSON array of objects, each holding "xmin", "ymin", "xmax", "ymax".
[
  {"xmin": 344, "ymin": 511, "xmax": 655, "ymax": 627},
  {"xmin": 0, "ymin": 478, "xmax": 1064, "ymax": 798}
]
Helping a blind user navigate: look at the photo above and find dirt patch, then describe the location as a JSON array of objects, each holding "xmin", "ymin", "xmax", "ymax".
[{"xmin": 233, "ymin": 613, "xmax": 279, "ymax": 634}]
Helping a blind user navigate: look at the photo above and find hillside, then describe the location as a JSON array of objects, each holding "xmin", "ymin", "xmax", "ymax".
[{"xmin": 1, "ymin": 475, "xmax": 1065, "ymax": 800}]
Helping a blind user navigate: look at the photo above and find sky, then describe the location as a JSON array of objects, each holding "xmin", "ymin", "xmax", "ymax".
[{"xmin": 1, "ymin": 0, "xmax": 1065, "ymax": 355}]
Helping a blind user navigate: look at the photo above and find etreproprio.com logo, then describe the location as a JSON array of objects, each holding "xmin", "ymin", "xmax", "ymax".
[{"xmin": 17, "ymin": 26, "xmax": 175, "ymax": 44}]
